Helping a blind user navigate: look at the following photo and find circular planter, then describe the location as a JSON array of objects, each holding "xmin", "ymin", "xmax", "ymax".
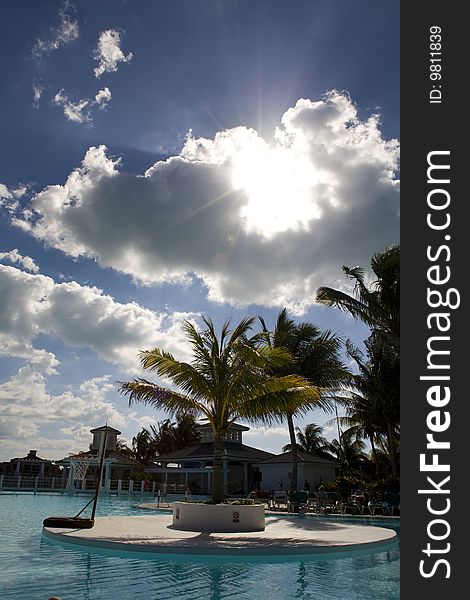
[{"xmin": 171, "ymin": 501, "xmax": 265, "ymax": 532}]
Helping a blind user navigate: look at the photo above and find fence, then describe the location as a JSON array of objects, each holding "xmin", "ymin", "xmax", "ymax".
[
  {"xmin": 0, "ymin": 475, "xmax": 246, "ymax": 497},
  {"xmin": 0, "ymin": 475, "xmax": 181, "ymax": 496}
]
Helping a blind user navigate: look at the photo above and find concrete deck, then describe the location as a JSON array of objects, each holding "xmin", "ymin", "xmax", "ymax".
[{"xmin": 43, "ymin": 514, "xmax": 397, "ymax": 557}]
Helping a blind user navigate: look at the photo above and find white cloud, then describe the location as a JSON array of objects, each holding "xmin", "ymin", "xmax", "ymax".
[
  {"xmin": 52, "ymin": 87, "xmax": 112, "ymax": 124},
  {"xmin": 32, "ymin": 81, "xmax": 43, "ymax": 108},
  {"xmin": 0, "ymin": 249, "xmax": 39, "ymax": 274},
  {"xmin": 32, "ymin": 4, "xmax": 79, "ymax": 58},
  {"xmin": 0, "ymin": 370, "xmax": 129, "ymax": 460},
  {"xmin": 94, "ymin": 29, "xmax": 133, "ymax": 78},
  {"xmin": 53, "ymin": 89, "xmax": 91, "ymax": 124},
  {"xmin": 0, "ymin": 182, "xmax": 27, "ymax": 212},
  {"xmin": 94, "ymin": 86, "xmax": 112, "ymax": 109},
  {"xmin": 243, "ymin": 426, "xmax": 290, "ymax": 454},
  {"xmin": 14, "ymin": 91, "xmax": 399, "ymax": 312},
  {"xmin": 0, "ymin": 264, "xmax": 193, "ymax": 371},
  {"xmin": 0, "ymin": 264, "xmax": 196, "ymax": 460}
]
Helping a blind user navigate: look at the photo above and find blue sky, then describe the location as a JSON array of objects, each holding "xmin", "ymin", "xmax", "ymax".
[{"xmin": 0, "ymin": 0, "xmax": 399, "ymax": 461}]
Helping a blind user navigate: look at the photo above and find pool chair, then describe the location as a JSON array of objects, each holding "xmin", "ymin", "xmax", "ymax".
[
  {"xmin": 368, "ymin": 500, "xmax": 391, "ymax": 516},
  {"xmin": 368, "ymin": 491, "xmax": 400, "ymax": 516},
  {"xmin": 288, "ymin": 490, "xmax": 309, "ymax": 513},
  {"xmin": 383, "ymin": 491, "xmax": 400, "ymax": 515},
  {"xmin": 271, "ymin": 489, "xmax": 288, "ymax": 510},
  {"xmin": 340, "ymin": 498, "xmax": 364, "ymax": 515},
  {"xmin": 317, "ymin": 491, "xmax": 341, "ymax": 514}
]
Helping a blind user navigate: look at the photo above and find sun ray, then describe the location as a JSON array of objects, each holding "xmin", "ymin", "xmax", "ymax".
[{"xmin": 231, "ymin": 140, "xmax": 320, "ymax": 237}]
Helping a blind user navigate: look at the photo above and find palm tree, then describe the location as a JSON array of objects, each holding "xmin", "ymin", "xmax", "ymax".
[
  {"xmin": 316, "ymin": 246, "xmax": 400, "ymax": 481},
  {"xmin": 327, "ymin": 427, "xmax": 370, "ymax": 473},
  {"xmin": 260, "ymin": 309, "xmax": 350, "ymax": 494},
  {"xmin": 171, "ymin": 413, "xmax": 201, "ymax": 449},
  {"xmin": 115, "ymin": 438, "xmax": 135, "ymax": 459},
  {"xmin": 118, "ymin": 316, "xmax": 320, "ymax": 503},
  {"xmin": 349, "ymin": 338, "xmax": 399, "ymax": 479},
  {"xmin": 316, "ymin": 245, "xmax": 400, "ymax": 350},
  {"xmin": 331, "ymin": 393, "xmax": 383, "ymax": 478},
  {"xmin": 131, "ymin": 428, "xmax": 158, "ymax": 465},
  {"xmin": 148, "ymin": 413, "xmax": 201, "ymax": 454},
  {"xmin": 282, "ymin": 423, "xmax": 333, "ymax": 459}
]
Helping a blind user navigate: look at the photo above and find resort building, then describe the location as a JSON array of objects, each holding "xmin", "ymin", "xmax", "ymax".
[
  {"xmin": 145, "ymin": 422, "xmax": 339, "ymax": 495},
  {"xmin": 146, "ymin": 423, "xmax": 274, "ymax": 495},
  {"xmin": 0, "ymin": 449, "xmax": 61, "ymax": 478},
  {"xmin": 256, "ymin": 450, "xmax": 339, "ymax": 491}
]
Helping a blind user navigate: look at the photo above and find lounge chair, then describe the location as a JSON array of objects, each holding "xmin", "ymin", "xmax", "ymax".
[
  {"xmin": 288, "ymin": 490, "xmax": 309, "ymax": 513},
  {"xmin": 340, "ymin": 498, "xmax": 364, "ymax": 515},
  {"xmin": 368, "ymin": 492, "xmax": 400, "ymax": 516},
  {"xmin": 271, "ymin": 489, "xmax": 288, "ymax": 510}
]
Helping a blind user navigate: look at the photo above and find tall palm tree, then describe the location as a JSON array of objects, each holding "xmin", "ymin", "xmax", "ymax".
[
  {"xmin": 316, "ymin": 246, "xmax": 400, "ymax": 481},
  {"xmin": 260, "ymin": 309, "xmax": 350, "ymax": 494},
  {"xmin": 330, "ymin": 393, "xmax": 383, "ymax": 478},
  {"xmin": 282, "ymin": 423, "xmax": 333, "ymax": 459},
  {"xmin": 348, "ymin": 338, "xmax": 399, "ymax": 479},
  {"xmin": 316, "ymin": 245, "xmax": 400, "ymax": 350},
  {"xmin": 119, "ymin": 316, "xmax": 320, "ymax": 503}
]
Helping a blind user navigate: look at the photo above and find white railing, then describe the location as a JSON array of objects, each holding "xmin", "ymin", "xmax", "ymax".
[
  {"xmin": 0, "ymin": 475, "xmax": 249, "ymax": 496},
  {"xmin": 0, "ymin": 475, "xmax": 160, "ymax": 495}
]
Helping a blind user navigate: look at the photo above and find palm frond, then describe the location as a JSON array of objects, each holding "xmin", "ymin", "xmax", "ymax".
[{"xmin": 117, "ymin": 378, "xmax": 208, "ymax": 417}]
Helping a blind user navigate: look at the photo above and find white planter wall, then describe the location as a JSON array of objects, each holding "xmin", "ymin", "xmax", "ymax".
[{"xmin": 172, "ymin": 502, "xmax": 265, "ymax": 532}]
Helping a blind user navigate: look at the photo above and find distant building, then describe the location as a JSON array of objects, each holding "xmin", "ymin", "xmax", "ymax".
[
  {"xmin": 0, "ymin": 450, "xmax": 61, "ymax": 478},
  {"xmin": 57, "ymin": 425, "xmax": 142, "ymax": 491}
]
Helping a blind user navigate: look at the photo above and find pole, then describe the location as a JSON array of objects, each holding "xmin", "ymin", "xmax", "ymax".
[
  {"xmin": 334, "ymin": 401, "xmax": 344, "ymax": 467},
  {"xmin": 91, "ymin": 431, "xmax": 108, "ymax": 521}
]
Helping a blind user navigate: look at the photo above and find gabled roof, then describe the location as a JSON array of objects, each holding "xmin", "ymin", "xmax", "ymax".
[
  {"xmin": 152, "ymin": 441, "xmax": 274, "ymax": 464},
  {"xmin": 256, "ymin": 450, "xmax": 339, "ymax": 466},
  {"xmin": 90, "ymin": 425, "xmax": 121, "ymax": 434},
  {"xmin": 196, "ymin": 422, "xmax": 250, "ymax": 432}
]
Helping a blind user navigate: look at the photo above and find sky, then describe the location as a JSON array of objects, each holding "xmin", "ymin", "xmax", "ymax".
[{"xmin": 0, "ymin": 0, "xmax": 399, "ymax": 462}]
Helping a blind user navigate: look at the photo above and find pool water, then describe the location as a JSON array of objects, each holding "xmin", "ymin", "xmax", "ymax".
[{"xmin": 0, "ymin": 493, "xmax": 400, "ymax": 599}]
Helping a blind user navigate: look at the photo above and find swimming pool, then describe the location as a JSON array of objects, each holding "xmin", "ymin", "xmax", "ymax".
[{"xmin": 0, "ymin": 493, "xmax": 399, "ymax": 599}]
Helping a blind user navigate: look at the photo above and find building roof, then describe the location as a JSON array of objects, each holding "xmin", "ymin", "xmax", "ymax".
[
  {"xmin": 256, "ymin": 450, "xmax": 339, "ymax": 466},
  {"xmin": 11, "ymin": 450, "xmax": 51, "ymax": 463},
  {"xmin": 90, "ymin": 425, "xmax": 121, "ymax": 434},
  {"xmin": 196, "ymin": 422, "xmax": 250, "ymax": 432},
  {"xmin": 152, "ymin": 441, "xmax": 274, "ymax": 464},
  {"xmin": 58, "ymin": 449, "xmax": 141, "ymax": 467}
]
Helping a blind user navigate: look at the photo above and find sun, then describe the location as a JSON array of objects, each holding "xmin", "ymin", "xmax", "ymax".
[{"xmin": 231, "ymin": 141, "xmax": 320, "ymax": 237}]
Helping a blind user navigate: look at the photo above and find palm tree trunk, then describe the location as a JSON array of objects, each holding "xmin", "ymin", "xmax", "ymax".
[
  {"xmin": 369, "ymin": 434, "xmax": 379, "ymax": 479},
  {"xmin": 386, "ymin": 421, "xmax": 398, "ymax": 481},
  {"xmin": 287, "ymin": 414, "xmax": 298, "ymax": 495},
  {"xmin": 212, "ymin": 434, "xmax": 224, "ymax": 503}
]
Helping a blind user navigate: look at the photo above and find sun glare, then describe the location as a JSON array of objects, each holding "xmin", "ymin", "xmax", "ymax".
[{"xmin": 231, "ymin": 143, "xmax": 320, "ymax": 237}]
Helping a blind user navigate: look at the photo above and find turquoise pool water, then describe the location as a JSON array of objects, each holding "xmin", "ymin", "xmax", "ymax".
[{"xmin": 0, "ymin": 493, "xmax": 400, "ymax": 599}]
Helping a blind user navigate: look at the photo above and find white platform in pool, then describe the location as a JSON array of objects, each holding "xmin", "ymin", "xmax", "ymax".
[{"xmin": 43, "ymin": 515, "xmax": 397, "ymax": 556}]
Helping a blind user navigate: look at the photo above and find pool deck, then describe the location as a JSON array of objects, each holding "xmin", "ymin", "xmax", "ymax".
[{"xmin": 43, "ymin": 514, "xmax": 397, "ymax": 556}]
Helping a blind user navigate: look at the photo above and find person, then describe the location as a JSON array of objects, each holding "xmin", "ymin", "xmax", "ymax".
[
  {"xmin": 303, "ymin": 479, "xmax": 311, "ymax": 493},
  {"xmin": 317, "ymin": 484, "xmax": 327, "ymax": 510}
]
